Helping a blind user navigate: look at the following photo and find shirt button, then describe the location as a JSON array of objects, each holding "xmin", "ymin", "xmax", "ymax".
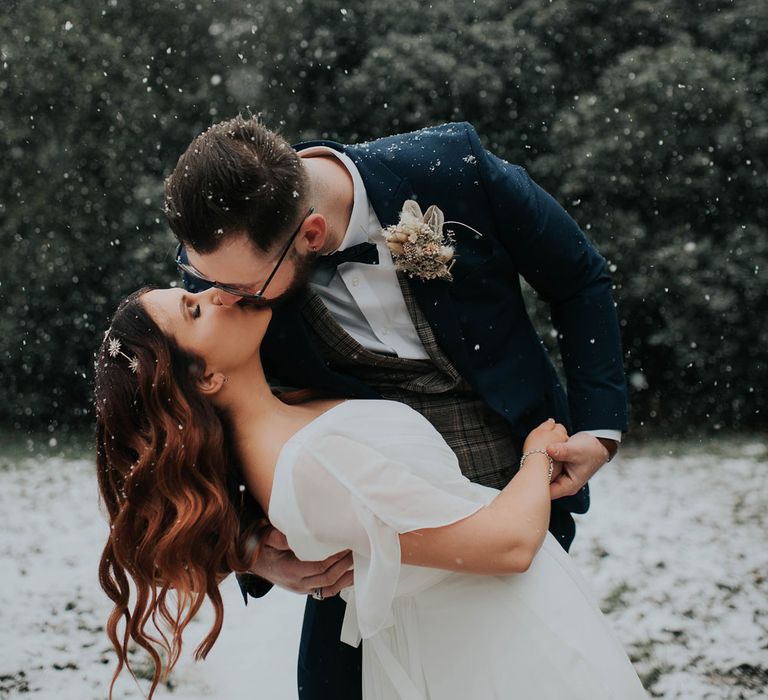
[
  {"xmin": 381, "ymin": 328, "xmax": 389, "ymax": 336},
  {"xmin": 351, "ymin": 277, "xmax": 360, "ymax": 287}
]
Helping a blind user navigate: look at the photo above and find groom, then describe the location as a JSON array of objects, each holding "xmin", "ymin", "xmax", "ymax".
[{"xmin": 165, "ymin": 116, "xmax": 627, "ymax": 699}]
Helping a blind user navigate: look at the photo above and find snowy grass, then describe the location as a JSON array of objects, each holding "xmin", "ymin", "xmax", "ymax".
[{"xmin": 1, "ymin": 435, "xmax": 766, "ymax": 699}]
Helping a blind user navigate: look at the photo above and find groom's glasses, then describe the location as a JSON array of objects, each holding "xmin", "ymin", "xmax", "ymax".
[{"xmin": 174, "ymin": 207, "xmax": 315, "ymax": 302}]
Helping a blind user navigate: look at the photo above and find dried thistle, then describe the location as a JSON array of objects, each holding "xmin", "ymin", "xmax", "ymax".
[{"xmin": 384, "ymin": 201, "xmax": 455, "ymax": 281}]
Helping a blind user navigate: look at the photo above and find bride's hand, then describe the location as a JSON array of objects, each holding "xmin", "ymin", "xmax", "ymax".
[
  {"xmin": 248, "ymin": 526, "xmax": 354, "ymax": 597},
  {"xmin": 523, "ymin": 418, "xmax": 569, "ymax": 455}
]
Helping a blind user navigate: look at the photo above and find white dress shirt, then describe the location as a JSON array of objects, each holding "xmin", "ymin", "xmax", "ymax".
[
  {"xmin": 300, "ymin": 146, "xmax": 620, "ymax": 443},
  {"xmin": 304, "ymin": 146, "xmax": 429, "ymax": 360}
]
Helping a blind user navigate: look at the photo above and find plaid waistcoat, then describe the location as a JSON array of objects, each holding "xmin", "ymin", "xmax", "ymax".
[{"xmin": 301, "ymin": 276, "xmax": 521, "ymax": 490}]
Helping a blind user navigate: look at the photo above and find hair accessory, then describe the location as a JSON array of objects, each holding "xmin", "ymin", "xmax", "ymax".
[{"xmin": 107, "ymin": 336, "xmax": 139, "ymax": 373}]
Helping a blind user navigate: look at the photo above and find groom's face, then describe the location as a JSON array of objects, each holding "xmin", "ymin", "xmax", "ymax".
[{"xmin": 185, "ymin": 232, "xmax": 318, "ymax": 308}]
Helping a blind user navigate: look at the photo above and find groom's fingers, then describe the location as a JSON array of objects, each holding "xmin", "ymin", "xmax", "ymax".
[
  {"xmin": 549, "ymin": 460, "xmax": 565, "ymax": 484},
  {"xmin": 549, "ymin": 471, "xmax": 579, "ymax": 500},
  {"xmin": 301, "ymin": 551, "xmax": 354, "ymax": 592},
  {"xmin": 324, "ymin": 570, "xmax": 354, "ymax": 598}
]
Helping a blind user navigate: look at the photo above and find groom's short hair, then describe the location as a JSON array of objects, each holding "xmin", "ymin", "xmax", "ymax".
[{"xmin": 164, "ymin": 115, "xmax": 308, "ymax": 254}]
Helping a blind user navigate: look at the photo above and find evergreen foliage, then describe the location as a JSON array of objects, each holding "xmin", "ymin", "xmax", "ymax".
[
  {"xmin": 1, "ymin": 0, "xmax": 242, "ymax": 429},
  {"xmin": 1, "ymin": 0, "xmax": 764, "ymax": 433}
]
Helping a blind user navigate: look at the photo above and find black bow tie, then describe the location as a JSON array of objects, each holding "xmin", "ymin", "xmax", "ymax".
[{"xmin": 312, "ymin": 242, "xmax": 380, "ymax": 285}]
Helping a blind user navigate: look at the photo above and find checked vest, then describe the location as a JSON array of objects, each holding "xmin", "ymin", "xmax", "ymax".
[{"xmin": 301, "ymin": 276, "xmax": 521, "ymax": 490}]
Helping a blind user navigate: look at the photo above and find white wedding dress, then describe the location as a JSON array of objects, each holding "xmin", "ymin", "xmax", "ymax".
[{"xmin": 268, "ymin": 400, "xmax": 648, "ymax": 699}]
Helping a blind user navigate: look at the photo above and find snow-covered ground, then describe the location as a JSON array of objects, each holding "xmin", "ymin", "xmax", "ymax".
[{"xmin": 1, "ymin": 437, "xmax": 766, "ymax": 699}]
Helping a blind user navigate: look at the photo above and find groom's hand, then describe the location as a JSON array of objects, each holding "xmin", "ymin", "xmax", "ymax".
[
  {"xmin": 546, "ymin": 433, "xmax": 616, "ymax": 500},
  {"xmin": 249, "ymin": 527, "xmax": 354, "ymax": 597}
]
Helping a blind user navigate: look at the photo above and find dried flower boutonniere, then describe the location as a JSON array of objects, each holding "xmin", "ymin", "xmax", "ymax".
[{"xmin": 384, "ymin": 201, "xmax": 456, "ymax": 281}]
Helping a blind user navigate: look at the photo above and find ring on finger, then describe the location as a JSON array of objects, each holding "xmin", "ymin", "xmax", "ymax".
[{"xmin": 312, "ymin": 587, "xmax": 324, "ymax": 601}]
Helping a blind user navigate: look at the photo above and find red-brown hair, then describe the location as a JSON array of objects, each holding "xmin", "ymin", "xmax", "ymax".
[{"xmin": 94, "ymin": 288, "xmax": 269, "ymax": 697}]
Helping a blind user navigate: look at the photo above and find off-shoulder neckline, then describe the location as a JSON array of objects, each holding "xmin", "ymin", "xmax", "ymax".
[{"xmin": 267, "ymin": 399, "xmax": 402, "ymax": 518}]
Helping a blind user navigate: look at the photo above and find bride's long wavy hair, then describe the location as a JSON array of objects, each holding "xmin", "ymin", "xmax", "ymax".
[{"xmin": 94, "ymin": 287, "xmax": 270, "ymax": 698}]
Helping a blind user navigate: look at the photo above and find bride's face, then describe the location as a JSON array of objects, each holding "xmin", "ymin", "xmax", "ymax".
[{"xmin": 142, "ymin": 287, "xmax": 271, "ymax": 376}]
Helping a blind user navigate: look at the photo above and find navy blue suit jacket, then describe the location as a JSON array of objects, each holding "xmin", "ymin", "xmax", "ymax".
[
  {"xmin": 181, "ymin": 122, "xmax": 628, "ymax": 515},
  {"xmin": 258, "ymin": 123, "xmax": 627, "ymax": 514}
]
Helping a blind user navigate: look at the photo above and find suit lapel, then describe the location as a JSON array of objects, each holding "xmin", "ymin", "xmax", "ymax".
[
  {"xmin": 345, "ymin": 143, "xmax": 478, "ymax": 381},
  {"xmin": 291, "ymin": 138, "xmax": 477, "ymax": 383},
  {"xmin": 402, "ymin": 277, "xmax": 476, "ymax": 380},
  {"xmin": 263, "ymin": 297, "xmax": 380, "ymax": 398}
]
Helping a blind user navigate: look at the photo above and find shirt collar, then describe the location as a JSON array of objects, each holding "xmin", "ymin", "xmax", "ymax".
[{"xmin": 299, "ymin": 146, "xmax": 369, "ymax": 251}]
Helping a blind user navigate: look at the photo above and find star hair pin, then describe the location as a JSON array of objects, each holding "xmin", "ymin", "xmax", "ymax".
[{"xmin": 107, "ymin": 336, "xmax": 139, "ymax": 373}]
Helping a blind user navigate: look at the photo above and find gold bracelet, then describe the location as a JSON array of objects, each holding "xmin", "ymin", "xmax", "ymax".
[{"xmin": 519, "ymin": 449, "xmax": 554, "ymax": 483}]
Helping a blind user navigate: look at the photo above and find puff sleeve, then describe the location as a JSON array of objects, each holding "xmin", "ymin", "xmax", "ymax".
[{"xmin": 273, "ymin": 433, "xmax": 489, "ymax": 643}]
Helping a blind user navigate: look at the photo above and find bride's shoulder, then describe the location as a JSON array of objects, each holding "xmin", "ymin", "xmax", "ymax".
[
  {"xmin": 281, "ymin": 399, "xmax": 429, "ymax": 448},
  {"xmin": 296, "ymin": 399, "xmax": 442, "ymax": 453},
  {"xmin": 332, "ymin": 399, "xmax": 426, "ymax": 427},
  {"xmin": 285, "ymin": 399, "xmax": 458, "ymax": 485}
]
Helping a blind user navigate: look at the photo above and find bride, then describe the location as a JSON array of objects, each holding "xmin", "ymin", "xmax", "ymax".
[{"xmin": 95, "ymin": 285, "xmax": 648, "ymax": 699}]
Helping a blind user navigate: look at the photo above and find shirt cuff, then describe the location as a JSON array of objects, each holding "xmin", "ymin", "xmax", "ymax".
[{"xmin": 580, "ymin": 429, "xmax": 622, "ymax": 443}]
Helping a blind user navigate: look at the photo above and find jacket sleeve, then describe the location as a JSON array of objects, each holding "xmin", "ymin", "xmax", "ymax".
[{"xmin": 463, "ymin": 124, "xmax": 628, "ymax": 433}]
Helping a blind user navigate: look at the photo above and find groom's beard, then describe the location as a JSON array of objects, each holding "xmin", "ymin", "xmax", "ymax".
[{"xmin": 237, "ymin": 249, "xmax": 319, "ymax": 310}]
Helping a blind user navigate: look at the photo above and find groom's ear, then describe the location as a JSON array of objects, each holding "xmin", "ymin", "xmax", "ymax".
[
  {"xmin": 197, "ymin": 371, "xmax": 227, "ymax": 396},
  {"xmin": 297, "ymin": 212, "xmax": 327, "ymax": 254}
]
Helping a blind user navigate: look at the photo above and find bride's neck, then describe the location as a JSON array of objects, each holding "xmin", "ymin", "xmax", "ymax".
[
  {"xmin": 215, "ymin": 361, "xmax": 321, "ymax": 508},
  {"xmin": 217, "ymin": 361, "xmax": 289, "ymax": 437}
]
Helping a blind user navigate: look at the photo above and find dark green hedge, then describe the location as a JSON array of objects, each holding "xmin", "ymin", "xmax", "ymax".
[{"xmin": 2, "ymin": 0, "xmax": 765, "ymax": 433}]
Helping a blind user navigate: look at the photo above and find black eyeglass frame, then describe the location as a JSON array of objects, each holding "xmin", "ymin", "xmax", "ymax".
[{"xmin": 174, "ymin": 207, "xmax": 315, "ymax": 301}]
